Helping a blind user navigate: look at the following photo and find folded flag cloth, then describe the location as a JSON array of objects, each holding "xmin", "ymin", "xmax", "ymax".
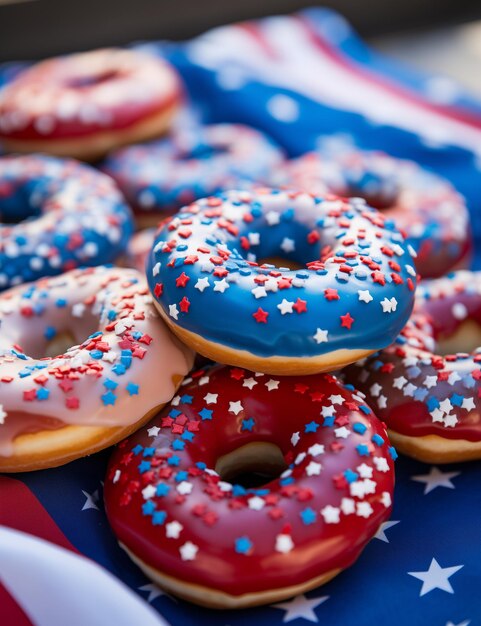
[{"xmin": 1, "ymin": 9, "xmax": 480, "ymax": 626}]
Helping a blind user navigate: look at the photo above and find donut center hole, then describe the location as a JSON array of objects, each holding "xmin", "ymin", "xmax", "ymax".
[
  {"xmin": 66, "ymin": 70, "xmax": 120, "ymax": 89},
  {"xmin": 179, "ymin": 143, "xmax": 228, "ymax": 161},
  {"xmin": 436, "ymin": 319, "xmax": 481, "ymax": 356},
  {"xmin": 258, "ymin": 257, "xmax": 303, "ymax": 271},
  {"xmin": 215, "ymin": 442, "xmax": 287, "ymax": 489}
]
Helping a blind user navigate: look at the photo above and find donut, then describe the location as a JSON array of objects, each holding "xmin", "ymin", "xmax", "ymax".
[
  {"xmin": 0, "ymin": 265, "xmax": 194, "ymax": 472},
  {"xmin": 0, "ymin": 49, "xmax": 182, "ymax": 160},
  {"xmin": 102, "ymin": 124, "xmax": 284, "ymax": 227},
  {"xmin": 122, "ymin": 228, "xmax": 156, "ymax": 273},
  {"xmin": 146, "ymin": 188, "xmax": 417, "ymax": 375},
  {"xmin": 276, "ymin": 150, "xmax": 472, "ymax": 278},
  {"xmin": 0, "ymin": 154, "xmax": 134, "ymax": 290},
  {"xmin": 104, "ymin": 364, "xmax": 396, "ymax": 608},
  {"xmin": 343, "ymin": 270, "xmax": 481, "ymax": 463}
]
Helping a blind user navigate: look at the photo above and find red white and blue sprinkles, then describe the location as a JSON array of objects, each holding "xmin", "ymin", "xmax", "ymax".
[
  {"xmin": 104, "ymin": 364, "xmax": 395, "ymax": 598},
  {"xmin": 146, "ymin": 188, "xmax": 417, "ymax": 361},
  {"xmin": 0, "ymin": 155, "xmax": 134, "ymax": 290}
]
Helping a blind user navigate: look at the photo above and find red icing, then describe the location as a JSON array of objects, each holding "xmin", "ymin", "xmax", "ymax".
[
  {"xmin": 104, "ymin": 365, "xmax": 394, "ymax": 598},
  {"xmin": 344, "ymin": 271, "xmax": 481, "ymax": 442},
  {"xmin": 0, "ymin": 49, "xmax": 181, "ymax": 141}
]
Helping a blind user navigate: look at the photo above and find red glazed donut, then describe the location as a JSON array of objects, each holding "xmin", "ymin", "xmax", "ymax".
[
  {"xmin": 0, "ymin": 266, "xmax": 194, "ymax": 471},
  {"xmin": 104, "ymin": 364, "xmax": 395, "ymax": 608},
  {"xmin": 0, "ymin": 49, "xmax": 182, "ymax": 161},
  {"xmin": 343, "ymin": 270, "xmax": 481, "ymax": 463}
]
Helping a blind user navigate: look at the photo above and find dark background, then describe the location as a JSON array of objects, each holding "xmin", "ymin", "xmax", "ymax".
[{"xmin": 1, "ymin": 0, "xmax": 481, "ymax": 61}]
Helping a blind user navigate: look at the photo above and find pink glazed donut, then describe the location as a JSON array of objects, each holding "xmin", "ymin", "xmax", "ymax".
[{"xmin": 0, "ymin": 266, "xmax": 194, "ymax": 472}]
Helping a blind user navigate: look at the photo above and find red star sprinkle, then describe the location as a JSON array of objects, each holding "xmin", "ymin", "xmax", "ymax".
[
  {"xmin": 179, "ymin": 297, "xmax": 190, "ymax": 313},
  {"xmin": 175, "ymin": 273, "xmax": 190, "ymax": 288},
  {"xmin": 324, "ymin": 288, "xmax": 340, "ymax": 301},
  {"xmin": 340, "ymin": 312, "xmax": 354, "ymax": 329},
  {"xmin": 253, "ymin": 308, "xmax": 269, "ymax": 323},
  {"xmin": 293, "ymin": 298, "xmax": 307, "ymax": 314}
]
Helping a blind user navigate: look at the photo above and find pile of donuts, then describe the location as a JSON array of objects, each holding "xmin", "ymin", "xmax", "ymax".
[{"xmin": 0, "ymin": 46, "xmax": 479, "ymax": 610}]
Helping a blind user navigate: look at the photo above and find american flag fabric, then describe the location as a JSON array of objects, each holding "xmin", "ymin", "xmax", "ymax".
[{"xmin": 1, "ymin": 8, "xmax": 481, "ymax": 626}]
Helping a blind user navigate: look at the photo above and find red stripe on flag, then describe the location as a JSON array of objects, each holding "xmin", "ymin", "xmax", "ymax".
[
  {"xmin": 0, "ymin": 583, "xmax": 33, "ymax": 626},
  {"xmin": 297, "ymin": 15, "xmax": 481, "ymax": 131},
  {"xmin": 0, "ymin": 476, "xmax": 79, "ymax": 554}
]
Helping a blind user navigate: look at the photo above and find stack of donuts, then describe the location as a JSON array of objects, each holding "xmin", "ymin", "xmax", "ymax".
[{"xmin": 0, "ymin": 45, "xmax": 478, "ymax": 611}]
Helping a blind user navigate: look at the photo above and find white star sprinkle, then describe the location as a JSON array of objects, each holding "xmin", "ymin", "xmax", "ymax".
[
  {"xmin": 291, "ymin": 432, "xmax": 300, "ymax": 446},
  {"xmin": 195, "ymin": 277, "xmax": 210, "ymax": 292},
  {"xmin": 266, "ymin": 211, "xmax": 280, "ymax": 225},
  {"xmin": 277, "ymin": 299, "xmax": 294, "ymax": 315},
  {"xmin": 313, "ymin": 328, "xmax": 329, "ymax": 344},
  {"xmin": 204, "ymin": 393, "xmax": 218, "ymax": 404},
  {"xmin": 248, "ymin": 496, "xmax": 265, "ymax": 510},
  {"xmin": 275, "ymin": 533, "xmax": 294, "ymax": 553},
  {"xmin": 176, "ymin": 481, "xmax": 193, "ymax": 495},
  {"xmin": 321, "ymin": 505, "xmax": 340, "ymax": 524},
  {"xmin": 280, "ymin": 237, "xmax": 296, "ymax": 253},
  {"xmin": 213, "ymin": 278, "xmax": 229, "ymax": 293},
  {"xmin": 81, "ymin": 489, "xmax": 99, "ymax": 511},
  {"xmin": 252, "ymin": 286, "xmax": 267, "ymax": 299},
  {"xmin": 243, "ymin": 377, "xmax": 257, "ymax": 389},
  {"xmin": 141, "ymin": 485, "xmax": 156, "ymax": 500},
  {"xmin": 358, "ymin": 289, "xmax": 373, "ymax": 303},
  {"xmin": 169, "ymin": 304, "xmax": 179, "ymax": 320},
  {"xmin": 165, "ymin": 521, "xmax": 183, "ymax": 539},
  {"xmin": 179, "ymin": 541, "xmax": 198, "ymax": 561},
  {"xmin": 147, "ymin": 426, "xmax": 160, "ymax": 437},
  {"xmin": 229, "ymin": 400, "xmax": 243, "ymax": 415},
  {"xmin": 308, "ymin": 443, "xmax": 325, "ymax": 457},
  {"xmin": 265, "ymin": 379, "xmax": 280, "ymax": 391},
  {"xmin": 334, "ymin": 426, "xmax": 350, "ymax": 439},
  {"xmin": 305, "ymin": 461, "xmax": 322, "ymax": 476}
]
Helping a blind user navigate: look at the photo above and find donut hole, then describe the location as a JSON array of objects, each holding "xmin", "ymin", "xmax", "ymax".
[
  {"xmin": 66, "ymin": 70, "xmax": 120, "ymax": 89},
  {"xmin": 215, "ymin": 442, "xmax": 287, "ymax": 489},
  {"xmin": 178, "ymin": 143, "xmax": 228, "ymax": 161},
  {"xmin": 436, "ymin": 319, "xmax": 481, "ymax": 356},
  {"xmin": 338, "ymin": 170, "xmax": 400, "ymax": 212},
  {"xmin": 0, "ymin": 193, "xmax": 42, "ymax": 225}
]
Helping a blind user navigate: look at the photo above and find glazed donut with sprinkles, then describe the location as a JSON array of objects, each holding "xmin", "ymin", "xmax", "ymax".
[
  {"xmin": 0, "ymin": 49, "xmax": 182, "ymax": 160},
  {"xmin": 146, "ymin": 188, "xmax": 417, "ymax": 375},
  {"xmin": 277, "ymin": 150, "xmax": 471, "ymax": 278},
  {"xmin": 102, "ymin": 124, "xmax": 284, "ymax": 226},
  {"xmin": 343, "ymin": 270, "xmax": 481, "ymax": 463},
  {"xmin": 0, "ymin": 154, "xmax": 133, "ymax": 290},
  {"xmin": 0, "ymin": 266, "xmax": 194, "ymax": 472},
  {"xmin": 104, "ymin": 364, "xmax": 395, "ymax": 608}
]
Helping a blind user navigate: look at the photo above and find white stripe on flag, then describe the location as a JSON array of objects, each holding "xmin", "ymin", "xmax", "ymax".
[
  {"xmin": 0, "ymin": 526, "xmax": 168, "ymax": 626},
  {"xmin": 188, "ymin": 16, "xmax": 481, "ymax": 155}
]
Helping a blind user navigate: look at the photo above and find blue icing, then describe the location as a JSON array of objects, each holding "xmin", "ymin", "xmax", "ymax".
[
  {"xmin": 102, "ymin": 123, "xmax": 284, "ymax": 213},
  {"xmin": 0, "ymin": 155, "xmax": 133, "ymax": 290},
  {"xmin": 147, "ymin": 190, "xmax": 416, "ymax": 359}
]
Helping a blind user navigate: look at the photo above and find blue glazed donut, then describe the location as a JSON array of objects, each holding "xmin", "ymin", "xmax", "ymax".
[
  {"xmin": 278, "ymin": 149, "xmax": 472, "ymax": 279},
  {"xmin": 0, "ymin": 155, "xmax": 134, "ymax": 289},
  {"xmin": 102, "ymin": 124, "xmax": 284, "ymax": 225},
  {"xmin": 146, "ymin": 188, "xmax": 417, "ymax": 375}
]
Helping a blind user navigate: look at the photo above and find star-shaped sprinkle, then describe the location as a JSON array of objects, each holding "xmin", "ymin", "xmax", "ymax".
[
  {"xmin": 229, "ymin": 400, "xmax": 243, "ymax": 415},
  {"xmin": 358, "ymin": 290, "xmax": 373, "ymax": 303},
  {"xmin": 179, "ymin": 541, "xmax": 198, "ymax": 561},
  {"xmin": 277, "ymin": 299, "xmax": 294, "ymax": 315},
  {"xmin": 166, "ymin": 521, "xmax": 183, "ymax": 539},
  {"xmin": 265, "ymin": 379, "xmax": 279, "ymax": 391},
  {"xmin": 195, "ymin": 277, "xmax": 210, "ymax": 292},
  {"xmin": 204, "ymin": 393, "xmax": 218, "ymax": 404},
  {"xmin": 147, "ymin": 426, "xmax": 160, "ymax": 437},
  {"xmin": 313, "ymin": 328, "xmax": 329, "ymax": 344}
]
